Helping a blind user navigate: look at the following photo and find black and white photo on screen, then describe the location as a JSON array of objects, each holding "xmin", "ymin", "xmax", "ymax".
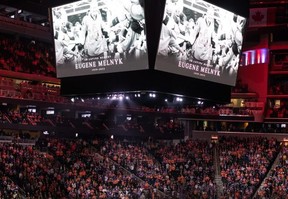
[
  {"xmin": 156, "ymin": 0, "xmax": 246, "ymax": 82},
  {"xmin": 52, "ymin": 0, "xmax": 147, "ymax": 77}
]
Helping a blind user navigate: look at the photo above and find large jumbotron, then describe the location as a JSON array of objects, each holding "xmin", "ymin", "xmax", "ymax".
[{"xmin": 50, "ymin": 0, "xmax": 249, "ymax": 104}]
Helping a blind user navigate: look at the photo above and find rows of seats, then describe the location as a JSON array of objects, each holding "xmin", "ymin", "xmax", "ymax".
[
  {"xmin": 0, "ymin": 33, "xmax": 55, "ymax": 76},
  {"xmin": 255, "ymin": 143, "xmax": 288, "ymax": 198},
  {"xmin": 0, "ymin": 76, "xmax": 260, "ymax": 117},
  {"xmin": 150, "ymin": 139, "xmax": 216, "ymax": 198},
  {"xmin": 0, "ymin": 107, "xmax": 281, "ymax": 138},
  {"xmin": 0, "ymin": 77, "xmax": 67, "ymax": 103},
  {"xmin": 219, "ymin": 136, "xmax": 280, "ymax": 199},
  {"xmin": 0, "ymin": 135, "xmax": 283, "ymax": 198},
  {"xmin": 39, "ymin": 138, "xmax": 164, "ymax": 198}
]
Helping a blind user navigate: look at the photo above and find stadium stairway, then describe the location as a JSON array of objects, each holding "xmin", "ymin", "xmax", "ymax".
[
  {"xmin": 87, "ymin": 142, "xmax": 172, "ymax": 199},
  {"xmin": 213, "ymin": 143, "xmax": 224, "ymax": 198}
]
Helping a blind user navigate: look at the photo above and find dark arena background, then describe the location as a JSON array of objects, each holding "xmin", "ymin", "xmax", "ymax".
[{"xmin": 2, "ymin": 0, "xmax": 288, "ymax": 198}]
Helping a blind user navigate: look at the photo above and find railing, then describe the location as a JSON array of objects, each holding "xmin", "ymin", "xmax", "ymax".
[{"xmin": 0, "ymin": 171, "xmax": 27, "ymax": 199}]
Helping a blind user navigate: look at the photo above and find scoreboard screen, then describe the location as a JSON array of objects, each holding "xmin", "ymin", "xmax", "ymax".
[
  {"xmin": 51, "ymin": 0, "xmax": 148, "ymax": 78},
  {"xmin": 155, "ymin": 0, "xmax": 247, "ymax": 86}
]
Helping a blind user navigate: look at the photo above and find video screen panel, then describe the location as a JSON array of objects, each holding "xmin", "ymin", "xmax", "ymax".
[
  {"xmin": 155, "ymin": 0, "xmax": 247, "ymax": 86},
  {"xmin": 51, "ymin": 0, "xmax": 148, "ymax": 78}
]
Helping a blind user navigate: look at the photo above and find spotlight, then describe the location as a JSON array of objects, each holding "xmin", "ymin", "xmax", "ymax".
[
  {"xmin": 197, "ymin": 101, "xmax": 204, "ymax": 105},
  {"xmin": 176, "ymin": 97, "xmax": 183, "ymax": 102}
]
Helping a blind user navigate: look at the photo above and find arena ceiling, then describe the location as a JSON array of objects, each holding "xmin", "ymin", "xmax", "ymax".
[
  {"xmin": 1, "ymin": 0, "xmax": 75, "ymax": 15},
  {"xmin": 0, "ymin": 0, "xmax": 76, "ymax": 25}
]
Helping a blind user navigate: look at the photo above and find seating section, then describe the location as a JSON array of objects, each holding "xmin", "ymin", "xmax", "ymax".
[
  {"xmin": 0, "ymin": 136, "xmax": 283, "ymax": 198},
  {"xmin": 0, "ymin": 33, "xmax": 55, "ymax": 76},
  {"xmin": 255, "ymin": 143, "xmax": 288, "ymax": 198},
  {"xmin": 219, "ymin": 136, "xmax": 280, "ymax": 199}
]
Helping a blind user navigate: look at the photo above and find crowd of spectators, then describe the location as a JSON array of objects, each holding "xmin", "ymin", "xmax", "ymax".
[
  {"xmin": 93, "ymin": 138, "xmax": 216, "ymax": 198},
  {"xmin": 255, "ymin": 142, "xmax": 288, "ymax": 198},
  {"xmin": 0, "ymin": 174, "xmax": 24, "ymax": 199},
  {"xmin": 44, "ymin": 138, "xmax": 161, "ymax": 199},
  {"xmin": 0, "ymin": 138, "xmax": 165, "ymax": 199},
  {"xmin": 0, "ymin": 135, "xmax": 169, "ymax": 198},
  {"xmin": 2, "ymin": 7, "xmax": 288, "ymax": 199},
  {"xmin": 0, "ymin": 33, "xmax": 55, "ymax": 76},
  {"xmin": 218, "ymin": 136, "xmax": 280, "ymax": 199},
  {"xmin": 0, "ymin": 143, "xmax": 65, "ymax": 198},
  {"xmin": 151, "ymin": 139, "xmax": 216, "ymax": 198},
  {"xmin": 0, "ymin": 131, "xmax": 286, "ymax": 199},
  {"xmin": 98, "ymin": 139, "xmax": 168, "ymax": 196}
]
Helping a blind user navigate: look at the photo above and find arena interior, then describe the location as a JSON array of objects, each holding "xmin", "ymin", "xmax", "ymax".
[{"xmin": 0, "ymin": 0, "xmax": 288, "ymax": 198}]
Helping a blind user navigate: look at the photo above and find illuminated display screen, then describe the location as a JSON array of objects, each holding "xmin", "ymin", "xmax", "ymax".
[
  {"xmin": 155, "ymin": 0, "xmax": 247, "ymax": 86},
  {"xmin": 51, "ymin": 0, "xmax": 148, "ymax": 78}
]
